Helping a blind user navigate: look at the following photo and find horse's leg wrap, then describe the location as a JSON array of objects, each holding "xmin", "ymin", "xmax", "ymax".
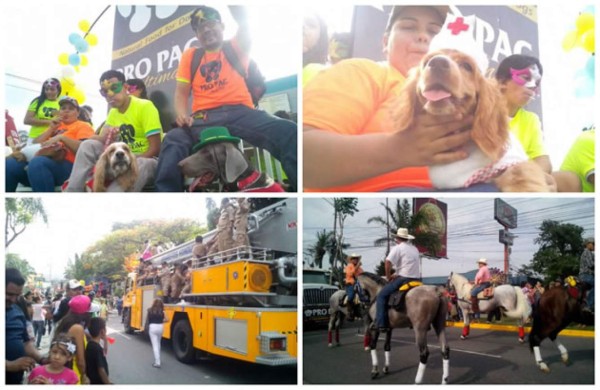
[
  {"xmin": 364, "ymin": 332, "xmax": 371, "ymax": 350},
  {"xmin": 554, "ymin": 339, "xmax": 569, "ymax": 364},
  {"xmin": 534, "ymin": 346, "xmax": 549, "ymax": 372},
  {"xmin": 461, "ymin": 325, "xmax": 470, "ymax": 339},
  {"xmin": 518, "ymin": 326, "xmax": 525, "ymax": 341},
  {"xmin": 370, "ymin": 349, "xmax": 379, "ymax": 379},
  {"xmin": 327, "ymin": 330, "xmax": 332, "ymax": 346},
  {"xmin": 442, "ymin": 358, "xmax": 450, "ymax": 385},
  {"xmin": 384, "ymin": 351, "xmax": 390, "ymax": 374},
  {"xmin": 415, "ymin": 362, "xmax": 427, "ymax": 384}
]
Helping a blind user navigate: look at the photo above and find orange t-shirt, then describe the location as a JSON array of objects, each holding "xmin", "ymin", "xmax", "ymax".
[
  {"xmin": 177, "ymin": 39, "xmax": 253, "ymax": 112},
  {"xmin": 344, "ymin": 263, "xmax": 364, "ymax": 285},
  {"xmin": 303, "ymin": 58, "xmax": 431, "ymax": 192},
  {"xmin": 56, "ymin": 120, "xmax": 95, "ymax": 163}
]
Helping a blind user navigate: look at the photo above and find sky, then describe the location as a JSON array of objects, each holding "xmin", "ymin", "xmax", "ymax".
[
  {"xmin": 6, "ymin": 195, "xmax": 238, "ymax": 280},
  {"xmin": 303, "ymin": 196, "xmax": 595, "ymax": 278}
]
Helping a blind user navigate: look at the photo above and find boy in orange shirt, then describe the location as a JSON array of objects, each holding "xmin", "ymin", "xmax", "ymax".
[{"xmin": 344, "ymin": 254, "xmax": 363, "ymax": 321}]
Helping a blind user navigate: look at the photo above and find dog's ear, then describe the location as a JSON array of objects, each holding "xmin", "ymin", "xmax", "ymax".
[
  {"xmin": 223, "ymin": 143, "xmax": 249, "ymax": 183},
  {"xmin": 93, "ymin": 152, "xmax": 109, "ymax": 192},
  {"xmin": 472, "ymin": 77, "xmax": 509, "ymax": 160},
  {"xmin": 392, "ymin": 66, "xmax": 421, "ymax": 132}
]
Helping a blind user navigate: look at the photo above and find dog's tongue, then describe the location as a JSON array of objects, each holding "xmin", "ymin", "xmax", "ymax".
[
  {"xmin": 189, "ymin": 177, "xmax": 203, "ymax": 192},
  {"xmin": 423, "ymin": 89, "xmax": 452, "ymax": 102}
]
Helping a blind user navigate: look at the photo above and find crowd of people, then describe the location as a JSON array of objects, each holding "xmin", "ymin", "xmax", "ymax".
[
  {"xmin": 6, "ymin": 5, "xmax": 297, "ymax": 193},
  {"xmin": 6, "ymin": 269, "xmax": 114, "ymax": 384},
  {"xmin": 134, "ymin": 197, "xmax": 252, "ymax": 303}
]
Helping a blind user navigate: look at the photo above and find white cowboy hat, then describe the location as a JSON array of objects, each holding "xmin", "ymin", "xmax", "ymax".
[
  {"xmin": 348, "ymin": 253, "xmax": 362, "ymax": 260},
  {"xmin": 393, "ymin": 228, "xmax": 415, "ymax": 240},
  {"xmin": 477, "ymin": 258, "xmax": 488, "ymax": 265}
]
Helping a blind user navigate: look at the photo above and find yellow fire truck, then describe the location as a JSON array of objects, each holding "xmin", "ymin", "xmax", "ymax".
[{"xmin": 122, "ymin": 199, "xmax": 297, "ymax": 366}]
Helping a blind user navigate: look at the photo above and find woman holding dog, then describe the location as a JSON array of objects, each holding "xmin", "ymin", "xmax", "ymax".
[
  {"xmin": 304, "ymin": 6, "xmax": 474, "ymax": 191},
  {"xmin": 6, "ymin": 96, "xmax": 94, "ymax": 192}
]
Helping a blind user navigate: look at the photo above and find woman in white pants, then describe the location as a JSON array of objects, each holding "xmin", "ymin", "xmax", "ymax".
[{"xmin": 147, "ymin": 299, "xmax": 167, "ymax": 368}]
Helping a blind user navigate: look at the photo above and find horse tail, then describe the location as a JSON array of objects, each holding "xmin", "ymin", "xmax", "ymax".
[
  {"xmin": 432, "ymin": 286, "xmax": 448, "ymax": 334},
  {"xmin": 503, "ymin": 286, "xmax": 532, "ymax": 320}
]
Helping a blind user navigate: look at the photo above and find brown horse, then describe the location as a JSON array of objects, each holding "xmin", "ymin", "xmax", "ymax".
[
  {"xmin": 528, "ymin": 279, "xmax": 594, "ymax": 372},
  {"xmin": 358, "ymin": 272, "xmax": 450, "ymax": 384}
]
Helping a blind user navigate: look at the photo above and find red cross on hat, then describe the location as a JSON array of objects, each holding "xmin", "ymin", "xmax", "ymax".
[{"xmin": 447, "ymin": 17, "xmax": 470, "ymax": 35}]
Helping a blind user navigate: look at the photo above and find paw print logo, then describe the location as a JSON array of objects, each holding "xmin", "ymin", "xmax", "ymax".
[
  {"xmin": 116, "ymin": 5, "xmax": 178, "ymax": 33},
  {"xmin": 200, "ymin": 61, "xmax": 222, "ymax": 83}
]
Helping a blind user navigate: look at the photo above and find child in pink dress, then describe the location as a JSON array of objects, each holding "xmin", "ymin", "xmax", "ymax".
[{"xmin": 28, "ymin": 334, "xmax": 79, "ymax": 385}]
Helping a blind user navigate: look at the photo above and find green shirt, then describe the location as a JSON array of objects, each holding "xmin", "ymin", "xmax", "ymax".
[
  {"xmin": 509, "ymin": 108, "xmax": 546, "ymax": 160},
  {"xmin": 561, "ymin": 129, "xmax": 595, "ymax": 192},
  {"xmin": 27, "ymin": 98, "xmax": 60, "ymax": 139},
  {"xmin": 105, "ymin": 96, "xmax": 162, "ymax": 154}
]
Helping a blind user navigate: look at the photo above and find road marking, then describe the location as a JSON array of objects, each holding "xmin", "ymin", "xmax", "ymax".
[
  {"xmin": 355, "ymin": 334, "xmax": 503, "ymax": 359},
  {"xmin": 107, "ymin": 325, "xmax": 131, "ymax": 340}
]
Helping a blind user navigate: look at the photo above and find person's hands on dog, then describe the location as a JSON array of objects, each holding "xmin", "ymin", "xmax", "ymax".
[{"xmin": 393, "ymin": 112, "xmax": 473, "ymax": 167}]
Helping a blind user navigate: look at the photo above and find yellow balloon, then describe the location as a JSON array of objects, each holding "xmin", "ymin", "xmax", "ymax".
[
  {"xmin": 80, "ymin": 55, "xmax": 88, "ymax": 66},
  {"xmin": 85, "ymin": 33, "xmax": 98, "ymax": 47},
  {"xmin": 581, "ymin": 29, "xmax": 595, "ymax": 53},
  {"xmin": 60, "ymin": 77, "xmax": 75, "ymax": 92},
  {"xmin": 575, "ymin": 13, "xmax": 595, "ymax": 35},
  {"xmin": 58, "ymin": 53, "xmax": 69, "ymax": 65},
  {"xmin": 72, "ymin": 89, "xmax": 86, "ymax": 104},
  {"xmin": 562, "ymin": 30, "xmax": 578, "ymax": 52},
  {"xmin": 78, "ymin": 20, "xmax": 91, "ymax": 33}
]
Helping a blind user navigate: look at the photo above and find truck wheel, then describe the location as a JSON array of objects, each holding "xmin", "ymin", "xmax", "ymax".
[
  {"xmin": 123, "ymin": 309, "xmax": 133, "ymax": 334},
  {"xmin": 172, "ymin": 320, "xmax": 195, "ymax": 363}
]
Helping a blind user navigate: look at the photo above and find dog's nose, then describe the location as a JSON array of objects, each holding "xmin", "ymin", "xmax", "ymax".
[
  {"xmin": 426, "ymin": 55, "xmax": 450, "ymax": 72},
  {"xmin": 115, "ymin": 151, "xmax": 125, "ymax": 159}
]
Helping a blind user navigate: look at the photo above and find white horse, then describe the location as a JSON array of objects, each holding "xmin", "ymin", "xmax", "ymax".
[
  {"xmin": 327, "ymin": 288, "xmax": 371, "ymax": 349},
  {"xmin": 448, "ymin": 272, "xmax": 531, "ymax": 342}
]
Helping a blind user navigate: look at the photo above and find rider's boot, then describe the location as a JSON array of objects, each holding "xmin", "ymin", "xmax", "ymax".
[{"xmin": 471, "ymin": 296, "xmax": 480, "ymax": 313}]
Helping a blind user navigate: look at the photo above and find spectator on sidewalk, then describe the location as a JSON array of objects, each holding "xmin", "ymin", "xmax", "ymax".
[
  {"xmin": 6, "ymin": 268, "xmax": 46, "ymax": 384},
  {"xmin": 27, "ymin": 333, "xmax": 79, "ymax": 385},
  {"xmin": 86, "ymin": 318, "xmax": 112, "ymax": 384},
  {"xmin": 32, "ymin": 295, "xmax": 46, "ymax": 349}
]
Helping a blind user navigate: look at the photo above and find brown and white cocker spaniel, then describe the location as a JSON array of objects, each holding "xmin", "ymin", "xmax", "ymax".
[
  {"xmin": 393, "ymin": 48, "xmax": 551, "ymax": 192},
  {"xmin": 93, "ymin": 142, "xmax": 138, "ymax": 192}
]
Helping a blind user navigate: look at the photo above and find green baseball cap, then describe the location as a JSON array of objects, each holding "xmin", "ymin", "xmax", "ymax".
[{"xmin": 192, "ymin": 127, "xmax": 241, "ymax": 153}]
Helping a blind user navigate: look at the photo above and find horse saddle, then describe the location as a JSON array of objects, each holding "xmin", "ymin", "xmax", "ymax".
[
  {"xmin": 388, "ymin": 281, "xmax": 423, "ymax": 311},
  {"xmin": 475, "ymin": 287, "xmax": 494, "ymax": 300},
  {"xmin": 341, "ymin": 294, "xmax": 359, "ymax": 306}
]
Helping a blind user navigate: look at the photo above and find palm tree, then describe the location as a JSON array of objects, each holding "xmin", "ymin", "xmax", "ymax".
[
  {"xmin": 367, "ymin": 199, "xmax": 443, "ymax": 258},
  {"xmin": 305, "ymin": 229, "xmax": 335, "ymax": 268}
]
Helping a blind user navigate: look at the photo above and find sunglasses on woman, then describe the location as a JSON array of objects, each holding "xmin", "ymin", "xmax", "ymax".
[{"xmin": 44, "ymin": 79, "xmax": 60, "ymax": 89}]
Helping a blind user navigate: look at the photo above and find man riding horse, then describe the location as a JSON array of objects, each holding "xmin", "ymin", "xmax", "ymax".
[
  {"xmin": 470, "ymin": 258, "xmax": 491, "ymax": 313},
  {"xmin": 343, "ymin": 253, "xmax": 364, "ymax": 321},
  {"xmin": 375, "ymin": 227, "xmax": 421, "ymax": 332}
]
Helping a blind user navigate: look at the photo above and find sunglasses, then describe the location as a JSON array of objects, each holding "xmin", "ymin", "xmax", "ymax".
[{"xmin": 99, "ymin": 81, "xmax": 124, "ymax": 97}]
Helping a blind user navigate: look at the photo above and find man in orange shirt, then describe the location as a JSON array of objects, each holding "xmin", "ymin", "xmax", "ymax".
[
  {"xmin": 344, "ymin": 254, "xmax": 364, "ymax": 321},
  {"xmin": 155, "ymin": 6, "xmax": 297, "ymax": 192}
]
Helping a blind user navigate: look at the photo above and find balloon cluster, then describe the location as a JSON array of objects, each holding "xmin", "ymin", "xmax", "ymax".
[
  {"xmin": 562, "ymin": 6, "xmax": 595, "ymax": 98},
  {"xmin": 56, "ymin": 20, "xmax": 100, "ymax": 104}
]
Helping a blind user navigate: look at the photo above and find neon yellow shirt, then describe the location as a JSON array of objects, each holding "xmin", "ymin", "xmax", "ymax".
[
  {"xmin": 27, "ymin": 98, "xmax": 60, "ymax": 139},
  {"xmin": 509, "ymin": 108, "xmax": 546, "ymax": 160},
  {"xmin": 105, "ymin": 96, "xmax": 162, "ymax": 154},
  {"xmin": 560, "ymin": 129, "xmax": 595, "ymax": 192}
]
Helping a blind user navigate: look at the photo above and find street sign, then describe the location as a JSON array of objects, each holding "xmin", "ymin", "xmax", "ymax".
[
  {"xmin": 494, "ymin": 199, "xmax": 518, "ymax": 228},
  {"xmin": 499, "ymin": 229, "xmax": 514, "ymax": 245}
]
